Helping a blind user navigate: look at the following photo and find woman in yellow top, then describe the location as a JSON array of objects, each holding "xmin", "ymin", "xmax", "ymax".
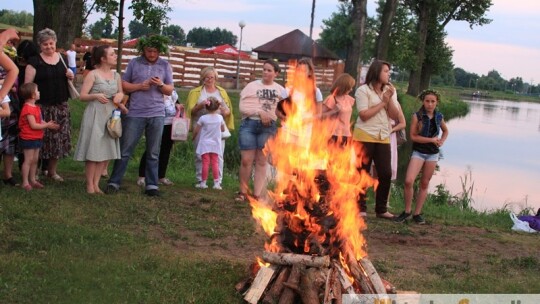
[
  {"xmin": 353, "ymin": 60, "xmax": 401, "ymax": 220},
  {"xmin": 186, "ymin": 66, "xmax": 234, "ymax": 185}
]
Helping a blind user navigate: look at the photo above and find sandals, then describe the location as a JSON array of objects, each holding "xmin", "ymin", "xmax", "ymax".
[
  {"xmin": 376, "ymin": 212, "xmax": 396, "ymax": 220},
  {"xmin": 31, "ymin": 181, "xmax": 45, "ymax": 189},
  {"xmin": 234, "ymin": 192, "xmax": 247, "ymax": 202}
]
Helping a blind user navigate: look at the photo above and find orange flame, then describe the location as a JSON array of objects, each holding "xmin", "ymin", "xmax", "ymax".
[{"xmin": 250, "ymin": 60, "xmax": 373, "ymax": 260}]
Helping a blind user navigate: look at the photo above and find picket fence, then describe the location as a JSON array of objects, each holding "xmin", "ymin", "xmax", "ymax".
[{"xmin": 75, "ymin": 42, "xmax": 343, "ymax": 90}]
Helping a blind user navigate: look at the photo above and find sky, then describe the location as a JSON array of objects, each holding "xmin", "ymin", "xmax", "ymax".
[{"xmin": 5, "ymin": 0, "xmax": 540, "ymax": 83}]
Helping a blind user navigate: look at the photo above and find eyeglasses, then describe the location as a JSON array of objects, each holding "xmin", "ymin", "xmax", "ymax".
[{"xmin": 205, "ymin": 76, "xmax": 215, "ymax": 80}]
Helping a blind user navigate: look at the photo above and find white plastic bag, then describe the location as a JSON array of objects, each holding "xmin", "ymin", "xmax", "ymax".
[{"xmin": 510, "ymin": 213, "xmax": 538, "ymax": 233}]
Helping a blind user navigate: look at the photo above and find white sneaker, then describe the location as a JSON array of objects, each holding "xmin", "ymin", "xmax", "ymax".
[
  {"xmin": 213, "ymin": 183, "xmax": 222, "ymax": 190},
  {"xmin": 195, "ymin": 182, "xmax": 208, "ymax": 189},
  {"xmin": 159, "ymin": 178, "xmax": 174, "ymax": 186},
  {"xmin": 136, "ymin": 177, "xmax": 145, "ymax": 187}
]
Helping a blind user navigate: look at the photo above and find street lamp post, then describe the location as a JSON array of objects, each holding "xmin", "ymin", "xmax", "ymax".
[{"xmin": 236, "ymin": 20, "xmax": 246, "ymax": 89}]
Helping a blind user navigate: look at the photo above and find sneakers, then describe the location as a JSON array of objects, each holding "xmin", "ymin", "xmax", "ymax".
[
  {"xmin": 213, "ymin": 183, "xmax": 222, "ymax": 190},
  {"xmin": 394, "ymin": 211, "xmax": 411, "ymax": 223},
  {"xmin": 413, "ymin": 214, "xmax": 426, "ymax": 225},
  {"xmin": 159, "ymin": 178, "xmax": 174, "ymax": 186},
  {"xmin": 105, "ymin": 184, "xmax": 119, "ymax": 194},
  {"xmin": 144, "ymin": 189, "xmax": 161, "ymax": 197},
  {"xmin": 195, "ymin": 182, "xmax": 208, "ymax": 189},
  {"xmin": 136, "ymin": 177, "xmax": 145, "ymax": 187}
]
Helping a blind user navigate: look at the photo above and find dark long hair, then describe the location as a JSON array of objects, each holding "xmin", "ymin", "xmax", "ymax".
[{"xmin": 364, "ymin": 60, "xmax": 390, "ymax": 86}]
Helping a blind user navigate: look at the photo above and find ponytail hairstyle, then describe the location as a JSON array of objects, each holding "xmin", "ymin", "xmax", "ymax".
[{"xmin": 204, "ymin": 96, "xmax": 220, "ymax": 112}]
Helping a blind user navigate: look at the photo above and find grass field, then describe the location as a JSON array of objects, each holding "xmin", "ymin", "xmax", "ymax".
[{"xmin": 1, "ymin": 87, "xmax": 539, "ymax": 303}]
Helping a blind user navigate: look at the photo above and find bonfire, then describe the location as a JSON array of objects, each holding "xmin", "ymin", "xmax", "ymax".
[{"xmin": 236, "ymin": 63, "xmax": 395, "ymax": 304}]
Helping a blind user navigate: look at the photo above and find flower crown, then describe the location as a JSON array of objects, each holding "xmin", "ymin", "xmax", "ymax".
[{"xmin": 418, "ymin": 89, "xmax": 440, "ymax": 102}]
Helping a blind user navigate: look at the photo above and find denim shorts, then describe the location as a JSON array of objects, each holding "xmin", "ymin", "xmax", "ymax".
[
  {"xmin": 238, "ymin": 118, "xmax": 277, "ymax": 150},
  {"xmin": 19, "ymin": 139, "xmax": 43, "ymax": 149},
  {"xmin": 411, "ymin": 150, "xmax": 439, "ymax": 162}
]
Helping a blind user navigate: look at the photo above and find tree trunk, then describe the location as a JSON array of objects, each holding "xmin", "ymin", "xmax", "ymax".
[
  {"xmin": 350, "ymin": 0, "xmax": 368, "ymax": 85},
  {"xmin": 116, "ymin": 0, "xmax": 126, "ymax": 73},
  {"xmin": 309, "ymin": 0, "xmax": 316, "ymax": 39},
  {"xmin": 33, "ymin": 0, "xmax": 84, "ymax": 49},
  {"xmin": 406, "ymin": 1, "xmax": 430, "ymax": 97},
  {"xmin": 375, "ymin": 0, "xmax": 398, "ymax": 60},
  {"xmin": 419, "ymin": 53, "xmax": 433, "ymax": 92}
]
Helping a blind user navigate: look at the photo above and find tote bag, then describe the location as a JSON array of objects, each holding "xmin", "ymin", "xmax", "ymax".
[{"xmin": 171, "ymin": 107, "xmax": 190, "ymax": 141}]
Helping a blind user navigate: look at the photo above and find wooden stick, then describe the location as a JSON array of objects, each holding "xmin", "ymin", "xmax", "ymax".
[
  {"xmin": 323, "ymin": 267, "xmax": 334, "ymax": 304},
  {"xmin": 244, "ymin": 265, "xmax": 278, "ymax": 304},
  {"xmin": 262, "ymin": 251, "xmax": 331, "ymax": 268},
  {"xmin": 278, "ymin": 264, "xmax": 303, "ymax": 304},
  {"xmin": 262, "ymin": 267, "xmax": 291, "ymax": 304},
  {"xmin": 333, "ymin": 261, "xmax": 355, "ymax": 294},
  {"xmin": 358, "ymin": 258, "xmax": 387, "ymax": 295}
]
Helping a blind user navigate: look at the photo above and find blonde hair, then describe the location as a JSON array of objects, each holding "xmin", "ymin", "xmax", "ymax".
[{"xmin": 199, "ymin": 66, "xmax": 219, "ymax": 85}]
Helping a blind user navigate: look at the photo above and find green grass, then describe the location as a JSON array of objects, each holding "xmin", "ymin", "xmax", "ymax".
[{"xmin": 1, "ymin": 86, "xmax": 539, "ymax": 302}]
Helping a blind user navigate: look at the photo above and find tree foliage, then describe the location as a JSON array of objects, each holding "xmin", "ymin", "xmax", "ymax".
[
  {"xmin": 0, "ymin": 9, "xmax": 33, "ymax": 28},
  {"xmin": 86, "ymin": 15, "xmax": 116, "ymax": 39},
  {"xmin": 186, "ymin": 27, "xmax": 237, "ymax": 48},
  {"xmin": 162, "ymin": 24, "xmax": 186, "ymax": 46},
  {"xmin": 128, "ymin": 20, "xmax": 159, "ymax": 38}
]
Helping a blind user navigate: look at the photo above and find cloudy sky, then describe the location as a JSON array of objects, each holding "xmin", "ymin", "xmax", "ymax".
[{"xmin": 5, "ymin": 0, "xmax": 540, "ymax": 83}]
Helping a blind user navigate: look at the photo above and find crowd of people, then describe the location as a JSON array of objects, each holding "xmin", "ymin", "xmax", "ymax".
[{"xmin": 0, "ymin": 27, "xmax": 449, "ymax": 223}]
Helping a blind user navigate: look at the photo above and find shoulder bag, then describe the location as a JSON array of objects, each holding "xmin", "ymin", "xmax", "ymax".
[{"xmin": 58, "ymin": 53, "xmax": 80, "ymax": 99}]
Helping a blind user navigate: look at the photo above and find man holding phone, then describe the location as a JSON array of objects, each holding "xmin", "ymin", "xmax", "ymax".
[{"xmin": 106, "ymin": 35, "xmax": 174, "ymax": 197}]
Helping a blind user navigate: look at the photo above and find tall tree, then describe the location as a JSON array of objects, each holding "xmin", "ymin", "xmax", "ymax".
[
  {"xmin": 162, "ymin": 24, "xmax": 186, "ymax": 46},
  {"xmin": 0, "ymin": 9, "xmax": 34, "ymax": 28},
  {"xmin": 86, "ymin": 15, "xmax": 115, "ymax": 39},
  {"xmin": 33, "ymin": 0, "xmax": 85, "ymax": 49},
  {"xmin": 186, "ymin": 27, "xmax": 237, "ymax": 48},
  {"xmin": 309, "ymin": 0, "xmax": 316, "ymax": 39},
  {"xmin": 85, "ymin": 0, "xmax": 171, "ymax": 72},
  {"xmin": 374, "ymin": 0, "xmax": 398, "ymax": 60},
  {"xmin": 405, "ymin": 0, "xmax": 492, "ymax": 96},
  {"xmin": 128, "ymin": 20, "xmax": 158, "ymax": 38},
  {"xmin": 351, "ymin": 0, "xmax": 368, "ymax": 85}
]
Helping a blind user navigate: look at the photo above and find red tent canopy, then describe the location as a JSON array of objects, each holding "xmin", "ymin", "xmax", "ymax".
[{"xmin": 200, "ymin": 44, "xmax": 250, "ymax": 59}]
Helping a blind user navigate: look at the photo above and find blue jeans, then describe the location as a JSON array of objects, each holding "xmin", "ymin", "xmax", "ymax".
[{"xmin": 108, "ymin": 116, "xmax": 164, "ymax": 191}]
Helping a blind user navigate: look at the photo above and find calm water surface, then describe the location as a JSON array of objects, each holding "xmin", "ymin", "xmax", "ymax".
[{"xmin": 430, "ymin": 97, "xmax": 540, "ymax": 212}]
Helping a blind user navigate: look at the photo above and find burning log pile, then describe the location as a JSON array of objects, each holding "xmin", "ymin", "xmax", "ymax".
[
  {"xmin": 237, "ymin": 62, "xmax": 395, "ymax": 303},
  {"xmin": 237, "ymin": 173, "xmax": 395, "ymax": 304}
]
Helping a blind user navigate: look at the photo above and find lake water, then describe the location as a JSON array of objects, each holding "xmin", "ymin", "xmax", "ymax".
[{"xmin": 429, "ymin": 97, "xmax": 540, "ymax": 212}]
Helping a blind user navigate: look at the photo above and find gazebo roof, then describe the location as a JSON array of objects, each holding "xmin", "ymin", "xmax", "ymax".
[{"xmin": 253, "ymin": 29, "xmax": 339, "ymax": 60}]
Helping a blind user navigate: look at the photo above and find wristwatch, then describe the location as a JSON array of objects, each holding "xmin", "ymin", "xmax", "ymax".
[{"xmin": 158, "ymin": 83, "xmax": 164, "ymax": 88}]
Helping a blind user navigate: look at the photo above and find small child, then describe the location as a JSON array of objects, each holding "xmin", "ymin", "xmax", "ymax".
[
  {"xmin": 394, "ymin": 89, "xmax": 449, "ymax": 224},
  {"xmin": 18, "ymin": 83, "xmax": 59, "ymax": 191},
  {"xmin": 192, "ymin": 96, "xmax": 225, "ymax": 190}
]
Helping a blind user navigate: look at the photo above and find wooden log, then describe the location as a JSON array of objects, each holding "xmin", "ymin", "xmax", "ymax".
[
  {"xmin": 278, "ymin": 264, "xmax": 303, "ymax": 304},
  {"xmin": 262, "ymin": 252, "xmax": 330, "ymax": 268},
  {"xmin": 262, "ymin": 267, "xmax": 291, "ymax": 304},
  {"xmin": 358, "ymin": 258, "xmax": 387, "ymax": 295},
  {"xmin": 333, "ymin": 261, "xmax": 356, "ymax": 295},
  {"xmin": 299, "ymin": 267, "xmax": 328, "ymax": 304},
  {"xmin": 244, "ymin": 265, "xmax": 278, "ymax": 304},
  {"xmin": 341, "ymin": 245, "xmax": 375, "ymax": 294}
]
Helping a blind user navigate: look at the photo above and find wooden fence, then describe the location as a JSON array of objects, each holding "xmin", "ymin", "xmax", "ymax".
[{"xmin": 75, "ymin": 43, "xmax": 343, "ymax": 90}]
